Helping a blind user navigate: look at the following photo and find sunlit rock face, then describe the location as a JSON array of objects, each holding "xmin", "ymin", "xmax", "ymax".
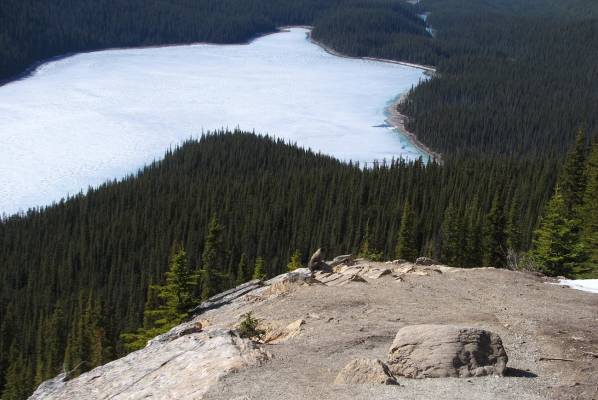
[{"xmin": 0, "ymin": 28, "xmax": 426, "ymax": 215}]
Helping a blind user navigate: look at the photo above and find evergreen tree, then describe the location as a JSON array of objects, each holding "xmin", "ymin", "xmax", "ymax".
[
  {"xmin": 507, "ymin": 189, "xmax": 522, "ymax": 251},
  {"xmin": 252, "ymin": 257, "xmax": 267, "ymax": 280},
  {"xmin": 164, "ymin": 246, "xmax": 196, "ymax": 313},
  {"xmin": 483, "ymin": 194, "xmax": 508, "ymax": 267},
  {"xmin": 0, "ymin": 304, "xmax": 15, "ymax": 390},
  {"xmin": 577, "ymin": 142, "xmax": 598, "ymax": 274},
  {"xmin": 532, "ymin": 187, "xmax": 579, "ymax": 276},
  {"xmin": 1, "ymin": 344, "xmax": 30, "ymax": 400},
  {"xmin": 359, "ymin": 223, "xmax": 383, "ymax": 261},
  {"xmin": 287, "ymin": 250, "xmax": 303, "ymax": 271},
  {"xmin": 463, "ymin": 198, "xmax": 483, "ymax": 268},
  {"xmin": 440, "ymin": 204, "xmax": 463, "ymax": 266},
  {"xmin": 560, "ymin": 129, "xmax": 588, "ymax": 214},
  {"xmin": 201, "ymin": 215, "xmax": 225, "ymax": 300},
  {"xmin": 235, "ymin": 253, "xmax": 249, "ymax": 285},
  {"xmin": 121, "ymin": 246, "xmax": 197, "ymax": 351},
  {"xmin": 395, "ymin": 202, "xmax": 418, "ymax": 261}
]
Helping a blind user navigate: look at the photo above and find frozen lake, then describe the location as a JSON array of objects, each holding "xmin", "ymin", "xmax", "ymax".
[{"xmin": 0, "ymin": 27, "xmax": 427, "ymax": 215}]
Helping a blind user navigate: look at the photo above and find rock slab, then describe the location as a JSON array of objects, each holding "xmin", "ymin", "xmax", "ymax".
[
  {"xmin": 387, "ymin": 324, "xmax": 508, "ymax": 378},
  {"xmin": 30, "ymin": 329, "xmax": 270, "ymax": 399},
  {"xmin": 334, "ymin": 359, "xmax": 398, "ymax": 385}
]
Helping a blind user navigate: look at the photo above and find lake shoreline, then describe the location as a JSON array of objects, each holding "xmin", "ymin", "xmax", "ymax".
[
  {"xmin": 305, "ymin": 29, "xmax": 436, "ymax": 73},
  {"xmin": 0, "ymin": 28, "xmax": 284, "ymax": 88},
  {"xmin": 2, "ymin": 25, "xmax": 437, "ymax": 88},
  {"xmin": 3, "ymin": 25, "xmax": 442, "ymax": 165},
  {"xmin": 385, "ymin": 95, "xmax": 443, "ymax": 163},
  {"xmin": 306, "ymin": 30, "xmax": 440, "ymax": 162}
]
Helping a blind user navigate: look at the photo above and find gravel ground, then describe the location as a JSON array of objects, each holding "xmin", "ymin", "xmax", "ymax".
[{"xmin": 202, "ymin": 264, "xmax": 598, "ymax": 400}]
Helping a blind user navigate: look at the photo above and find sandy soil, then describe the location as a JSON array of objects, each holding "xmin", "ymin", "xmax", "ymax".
[{"xmin": 201, "ymin": 263, "xmax": 597, "ymax": 400}]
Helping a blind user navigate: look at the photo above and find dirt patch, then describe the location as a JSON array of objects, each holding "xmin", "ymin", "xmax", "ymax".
[{"xmin": 203, "ymin": 263, "xmax": 597, "ymax": 400}]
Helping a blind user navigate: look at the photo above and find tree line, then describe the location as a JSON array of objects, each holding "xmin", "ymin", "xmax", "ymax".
[{"xmin": 0, "ymin": 0, "xmax": 424, "ymax": 84}]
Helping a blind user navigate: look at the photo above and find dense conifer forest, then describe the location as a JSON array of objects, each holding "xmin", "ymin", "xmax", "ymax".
[{"xmin": 0, "ymin": 0, "xmax": 597, "ymax": 398}]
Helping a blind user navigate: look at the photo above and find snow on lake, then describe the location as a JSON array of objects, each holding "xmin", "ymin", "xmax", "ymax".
[
  {"xmin": 0, "ymin": 27, "xmax": 428, "ymax": 215},
  {"xmin": 558, "ymin": 279, "xmax": 598, "ymax": 294}
]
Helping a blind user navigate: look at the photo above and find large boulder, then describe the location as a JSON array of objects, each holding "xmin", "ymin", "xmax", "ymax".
[
  {"xmin": 334, "ymin": 359, "xmax": 398, "ymax": 385},
  {"xmin": 387, "ymin": 324, "xmax": 508, "ymax": 378}
]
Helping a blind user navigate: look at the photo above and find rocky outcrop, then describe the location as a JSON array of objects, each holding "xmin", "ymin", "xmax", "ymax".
[
  {"xmin": 334, "ymin": 359, "xmax": 398, "ymax": 385},
  {"xmin": 263, "ymin": 319, "xmax": 305, "ymax": 344},
  {"xmin": 32, "ymin": 256, "xmax": 595, "ymax": 400},
  {"xmin": 415, "ymin": 257, "xmax": 440, "ymax": 266},
  {"xmin": 308, "ymin": 248, "xmax": 332, "ymax": 272},
  {"xmin": 190, "ymin": 279, "xmax": 263, "ymax": 314},
  {"xmin": 148, "ymin": 319, "xmax": 206, "ymax": 346},
  {"xmin": 387, "ymin": 324, "xmax": 508, "ymax": 378},
  {"xmin": 328, "ymin": 254, "xmax": 354, "ymax": 267},
  {"xmin": 30, "ymin": 329, "xmax": 270, "ymax": 399}
]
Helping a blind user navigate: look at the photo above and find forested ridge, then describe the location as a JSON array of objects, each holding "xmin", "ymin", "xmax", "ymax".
[{"xmin": 1, "ymin": 0, "xmax": 597, "ymax": 398}]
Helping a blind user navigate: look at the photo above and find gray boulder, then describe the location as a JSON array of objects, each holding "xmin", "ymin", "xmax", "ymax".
[
  {"xmin": 329, "ymin": 254, "xmax": 354, "ymax": 267},
  {"xmin": 308, "ymin": 248, "xmax": 331, "ymax": 272},
  {"xmin": 415, "ymin": 257, "xmax": 439, "ymax": 266},
  {"xmin": 387, "ymin": 324, "xmax": 508, "ymax": 378},
  {"xmin": 334, "ymin": 359, "xmax": 398, "ymax": 385}
]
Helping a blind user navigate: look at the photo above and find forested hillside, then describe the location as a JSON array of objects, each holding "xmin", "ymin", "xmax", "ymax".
[
  {"xmin": 396, "ymin": 0, "xmax": 598, "ymax": 157},
  {"xmin": 0, "ymin": 132, "xmax": 558, "ymax": 397}
]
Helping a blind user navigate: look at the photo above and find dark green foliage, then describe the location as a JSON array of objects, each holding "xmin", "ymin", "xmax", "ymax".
[
  {"xmin": 121, "ymin": 246, "xmax": 197, "ymax": 352},
  {"xmin": 358, "ymin": 224, "xmax": 384, "ymax": 261},
  {"xmin": 252, "ymin": 257, "xmax": 267, "ymax": 281},
  {"xmin": 62, "ymin": 293, "xmax": 108, "ymax": 378},
  {"xmin": 201, "ymin": 216, "xmax": 226, "ymax": 300},
  {"xmin": 531, "ymin": 188, "xmax": 578, "ymax": 276},
  {"xmin": 395, "ymin": 202, "xmax": 418, "ymax": 262},
  {"xmin": 560, "ymin": 130, "xmax": 588, "ymax": 213},
  {"xmin": 532, "ymin": 135, "xmax": 598, "ymax": 277},
  {"xmin": 287, "ymin": 250, "xmax": 303, "ymax": 272},
  {"xmin": 1, "ymin": 343, "xmax": 32, "ymax": 400},
  {"xmin": 483, "ymin": 194, "xmax": 508, "ymax": 267},
  {"xmin": 235, "ymin": 254, "xmax": 250, "ymax": 286},
  {"xmin": 398, "ymin": 0, "xmax": 598, "ymax": 158},
  {"xmin": 440, "ymin": 204, "xmax": 463, "ymax": 266},
  {"xmin": 237, "ymin": 312, "xmax": 264, "ymax": 340},
  {"xmin": 578, "ymin": 143, "xmax": 598, "ymax": 274}
]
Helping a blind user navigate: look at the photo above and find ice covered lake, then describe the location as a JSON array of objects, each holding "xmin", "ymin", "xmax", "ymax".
[{"xmin": 0, "ymin": 27, "xmax": 428, "ymax": 215}]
